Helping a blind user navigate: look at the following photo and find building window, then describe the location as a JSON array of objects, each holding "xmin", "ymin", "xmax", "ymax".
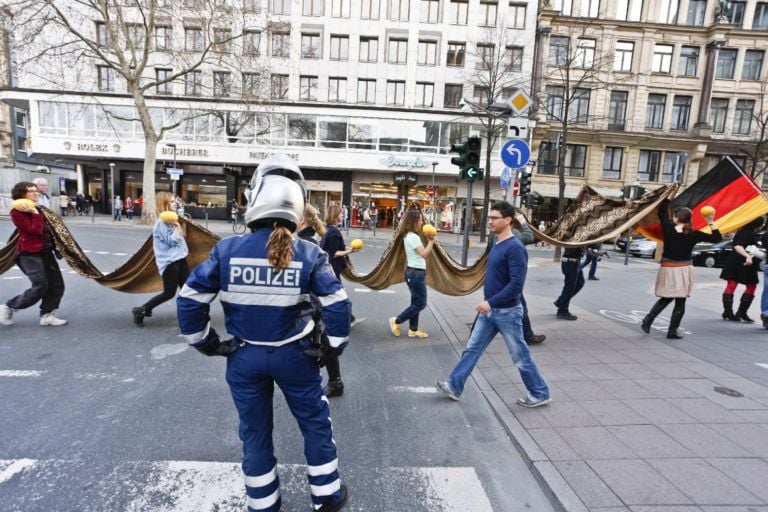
[
  {"xmin": 545, "ymin": 85, "xmax": 564, "ymax": 120},
  {"xmin": 447, "ymin": 0, "xmax": 468, "ymax": 24},
  {"xmin": 420, "ymin": 0, "xmax": 440, "ymax": 22},
  {"xmin": 272, "ymin": 32, "xmax": 290, "ymax": 57},
  {"xmin": 17, "ymin": 136, "xmax": 27, "ymax": 153},
  {"xmin": 614, "ymin": 41, "xmax": 633, "ymax": 72},
  {"xmin": 508, "ymin": 3, "xmax": 526, "ymax": 28},
  {"xmin": 213, "ymin": 28, "xmax": 232, "ymax": 52},
  {"xmin": 15, "ymin": 111, "xmax": 26, "ymax": 129},
  {"xmin": 549, "ymin": 36, "xmax": 569, "ymax": 66},
  {"xmin": 390, "ymin": 0, "xmax": 410, "ymax": 20},
  {"xmin": 725, "ymin": 1, "xmax": 746, "ymax": 27},
  {"xmin": 709, "ymin": 98, "xmax": 728, "ymax": 133},
  {"xmin": 331, "ymin": 0, "xmax": 351, "ymax": 16},
  {"xmin": 551, "ymin": 0, "xmax": 573, "ymax": 15},
  {"xmin": 646, "ymin": 93, "xmax": 666, "ymax": 129},
  {"xmin": 652, "ymin": 44, "xmax": 673, "ymax": 73},
  {"xmin": 477, "ymin": 43, "xmax": 495, "ymax": 68},
  {"xmin": 272, "ymin": 0, "xmax": 291, "ymax": 14},
  {"xmin": 602, "ymin": 147, "xmax": 623, "ymax": 179},
  {"xmin": 742, "ymin": 50, "xmax": 764, "ymax": 80},
  {"xmin": 357, "ymin": 79, "xmax": 376, "ymax": 103},
  {"xmin": 360, "ymin": 37, "xmax": 378, "ymax": 62},
  {"xmin": 330, "ymin": 35, "xmax": 349, "ymax": 60},
  {"xmin": 156, "ymin": 68, "xmax": 173, "ymax": 95},
  {"xmin": 444, "ymin": 84, "xmax": 463, "ymax": 107},
  {"xmin": 185, "ymin": 70, "xmax": 202, "ymax": 96},
  {"xmin": 670, "ymin": 95, "xmax": 692, "ymax": 130},
  {"xmin": 244, "ymin": 31, "xmax": 261, "ymax": 55},
  {"xmin": 575, "ymin": 39, "xmax": 595, "ymax": 68},
  {"xmin": 580, "ymin": 0, "xmax": 599, "ymax": 17},
  {"xmin": 658, "ymin": 0, "xmax": 678, "ymax": 23},
  {"xmin": 638, "ymin": 150, "xmax": 661, "ymax": 181},
  {"xmin": 97, "ymin": 65, "xmax": 114, "ymax": 91},
  {"xmin": 570, "ymin": 88, "xmax": 590, "ymax": 123},
  {"xmin": 418, "ymin": 39, "xmax": 437, "ymax": 65},
  {"xmin": 244, "ymin": 0, "xmax": 262, "ymax": 13},
  {"xmin": 243, "ymin": 73, "xmax": 261, "ymax": 96},
  {"xmin": 184, "ymin": 0, "xmax": 205, "ymax": 7},
  {"xmin": 608, "ymin": 91, "xmax": 628, "ymax": 130},
  {"xmin": 616, "ymin": 0, "xmax": 642, "ymax": 21},
  {"xmin": 564, "ymin": 144, "xmax": 587, "ymax": 177},
  {"xmin": 686, "ymin": 0, "xmax": 706, "ymax": 25},
  {"xmin": 755, "ymin": 3, "xmax": 768, "ymax": 29},
  {"xmin": 361, "ymin": 0, "xmax": 380, "ymax": 19},
  {"xmin": 271, "ymin": 74, "xmax": 289, "ymax": 99},
  {"xmin": 329, "ymin": 77, "xmax": 347, "ymax": 102},
  {"xmin": 96, "ymin": 22, "xmax": 110, "ymax": 46},
  {"xmin": 301, "ymin": 33, "xmax": 321, "ymax": 59},
  {"xmin": 716, "ymin": 49, "xmax": 737, "ymax": 79},
  {"xmin": 386, "ymin": 80, "xmax": 406, "ymax": 105},
  {"xmin": 126, "ymin": 24, "xmax": 145, "ymax": 49},
  {"xmin": 473, "ymin": 85, "xmax": 489, "ymax": 105},
  {"xmin": 388, "ymin": 38, "xmax": 408, "ymax": 63},
  {"xmin": 303, "ymin": 0, "xmax": 324, "ymax": 15},
  {"xmin": 185, "ymin": 27, "xmax": 204, "ymax": 52},
  {"xmin": 678, "ymin": 46, "xmax": 699, "ymax": 76},
  {"xmin": 479, "ymin": 1, "xmax": 498, "ymax": 26},
  {"xmin": 506, "ymin": 46, "xmax": 523, "ymax": 71},
  {"xmin": 663, "ymin": 152, "xmax": 687, "ymax": 182},
  {"xmin": 447, "ymin": 42, "xmax": 466, "ymax": 66},
  {"xmin": 415, "ymin": 82, "xmax": 434, "ymax": 106},
  {"xmin": 734, "ymin": 99, "xmax": 755, "ymax": 134},
  {"xmin": 213, "ymin": 71, "xmax": 232, "ymax": 97},
  {"xmin": 155, "ymin": 26, "xmax": 173, "ymax": 50},
  {"xmin": 299, "ymin": 76, "xmax": 318, "ymax": 100}
]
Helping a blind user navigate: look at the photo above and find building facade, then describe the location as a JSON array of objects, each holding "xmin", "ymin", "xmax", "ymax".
[
  {"xmin": 530, "ymin": 0, "xmax": 768, "ymax": 218},
  {"xmin": 1, "ymin": 0, "xmax": 539, "ymax": 225}
]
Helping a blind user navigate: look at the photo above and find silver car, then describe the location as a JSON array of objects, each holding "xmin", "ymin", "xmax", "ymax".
[{"xmin": 628, "ymin": 238, "xmax": 657, "ymax": 258}]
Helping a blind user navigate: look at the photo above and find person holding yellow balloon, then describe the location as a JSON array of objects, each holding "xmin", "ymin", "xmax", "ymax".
[
  {"xmin": 131, "ymin": 192, "xmax": 189, "ymax": 327},
  {"xmin": 641, "ymin": 201, "xmax": 721, "ymax": 339},
  {"xmin": 389, "ymin": 210, "xmax": 437, "ymax": 338}
]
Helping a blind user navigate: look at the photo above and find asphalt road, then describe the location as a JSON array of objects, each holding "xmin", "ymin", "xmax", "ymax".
[{"xmin": 0, "ymin": 219, "xmax": 555, "ymax": 512}]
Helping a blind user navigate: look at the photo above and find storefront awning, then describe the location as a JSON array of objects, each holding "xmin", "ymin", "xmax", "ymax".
[{"xmin": 533, "ymin": 184, "xmax": 624, "ymax": 200}]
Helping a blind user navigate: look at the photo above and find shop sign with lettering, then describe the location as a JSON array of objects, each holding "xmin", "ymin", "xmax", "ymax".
[
  {"xmin": 386, "ymin": 155, "xmax": 430, "ymax": 169},
  {"xmin": 393, "ymin": 172, "xmax": 418, "ymax": 185}
]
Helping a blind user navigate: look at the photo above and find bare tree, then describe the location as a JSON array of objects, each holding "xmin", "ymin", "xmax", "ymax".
[
  {"xmin": 4, "ymin": 0, "xmax": 269, "ymax": 221},
  {"xmin": 463, "ymin": 26, "xmax": 530, "ymax": 243}
]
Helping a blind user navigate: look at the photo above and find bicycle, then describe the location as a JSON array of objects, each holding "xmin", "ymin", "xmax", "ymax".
[{"xmin": 233, "ymin": 210, "xmax": 247, "ymax": 234}]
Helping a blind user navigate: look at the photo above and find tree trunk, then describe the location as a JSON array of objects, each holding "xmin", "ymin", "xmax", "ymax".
[{"xmin": 131, "ymin": 87, "xmax": 159, "ymax": 224}]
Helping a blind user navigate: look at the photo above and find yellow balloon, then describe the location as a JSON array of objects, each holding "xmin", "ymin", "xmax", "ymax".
[
  {"xmin": 12, "ymin": 198, "xmax": 37, "ymax": 211},
  {"xmin": 159, "ymin": 211, "xmax": 179, "ymax": 223},
  {"xmin": 350, "ymin": 239, "xmax": 364, "ymax": 251},
  {"xmin": 422, "ymin": 224, "xmax": 437, "ymax": 237},
  {"xmin": 700, "ymin": 205, "xmax": 716, "ymax": 218}
]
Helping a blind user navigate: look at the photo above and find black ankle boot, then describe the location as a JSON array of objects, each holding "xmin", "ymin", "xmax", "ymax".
[
  {"xmin": 132, "ymin": 306, "xmax": 146, "ymax": 327},
  {"xmin": 323, "ymin": 378, "xmax": 344, "ymax": 398},
  {"xmin": 667, "ymin": 302, "xmax": 685, "ymax": 339},
  {"xmin": 642, "ymin": 299, "xmax": 670, "ymax": 334},
  {"xmin": 641, "ymin": 315, "xmax": 652, "ymax": 334},
  {"xmin": 735, "ymin": 294, "xmax": 755, "ymax": 323},
  {"xmin": 722, "ymin": 293, "xmax": 738, "ymax": 321}
]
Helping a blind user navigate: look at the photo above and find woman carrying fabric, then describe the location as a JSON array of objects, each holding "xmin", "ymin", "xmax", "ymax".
[
  {"xmin": 177, "ymin": 155, "xmax": 350, "ymax": 512},
  {"xmin": 320, "ymin": 204, "xmax": 360, "ymax": 397},
  {"xmin": 0, "ymin": 182, "xmax": 67, "ymax": 327},
  {"xmin": 131, "ymin": 192, "xmax": 189, "ymax": 327},
  {"xmin": 720, "ymin": 217, "xmax": 765, "ymax": 322},
  {"xmin": 389, "ymin": 210, "xmax": 436, "ymax": 338},
  {"xmin": 641, "ymin": 200, "xmax": 722, "ymax": 339}
]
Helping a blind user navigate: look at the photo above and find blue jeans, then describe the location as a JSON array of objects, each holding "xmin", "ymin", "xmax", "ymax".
[
  {"xmin": 396, "ymin": 269, "xmax": 427, "ymax": 330},
  {"xmin": 579, "ymin": 253, "xmax": 598, "ymax": 279},
  {"xmin": 762, "ymin": 265, "xmax": 768, "ymax": 315},
  {"xmin": 521, "ymin": 295, "xmax": 534, "ymax": 341},
  {"xmin": 448, "ymin": 304, "xmax": 549, "ymax": 400},
  {"xmin": 555, "ymin": 260, "xmax": 584, "ymax": 314}
]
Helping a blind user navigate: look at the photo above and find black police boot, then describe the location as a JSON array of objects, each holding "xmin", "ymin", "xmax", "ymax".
[
  {"xmin": 735, "ymin": 293, "xmax": 755, "ymax": 323},
  {"xmin": 318, "ymin": 484, "xmax": 348, "ymax": 511},
  {"xmin": 323, "ymin": 378, "xmax": 345, "ymax": 398},
  {"xmin": 722, "ymin": 293, "xmax": 738, "ymax": 321}
]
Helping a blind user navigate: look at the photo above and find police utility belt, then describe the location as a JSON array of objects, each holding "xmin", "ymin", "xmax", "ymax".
[{"xmin": 235, "ymin": 320, "xmax": 316, "ymax": 347}]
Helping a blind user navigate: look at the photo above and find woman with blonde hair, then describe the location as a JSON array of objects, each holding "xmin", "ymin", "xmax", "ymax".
[
  {"xmin": 297, "ymin": 203, "xmax": 326, "ymax": 243},
  {"xmin": 132, "ymin": 191, "xmax": 189, "ymax": 326}
]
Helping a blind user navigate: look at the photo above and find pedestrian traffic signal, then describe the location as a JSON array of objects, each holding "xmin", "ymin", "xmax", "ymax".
[{"xmin": 519, "ymin": 169, "xmax": 532, "ymax": 198}]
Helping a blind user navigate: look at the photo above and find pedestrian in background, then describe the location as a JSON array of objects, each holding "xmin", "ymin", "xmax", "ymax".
[
  {"xmin": 436, "ymin": 201, "xmax": 550, "ymax": 407},
  {"xmin": 554, "ymin": 246, "xmax": 585, "ymax": 320},
  {"xmin": 760, "ymin": 229, "xmax": 768, "ymax": 329},
  {"xmin": 641, "ymin": 199, "xmax": 721, "ymax": 339},
  {"xmin": 720, "ymin": 217, "xmax": 764, "ymax": 322},
  {"xmin": 389, "ymin": 209, "xmax": 436, "ymax": 339},
  {"xmin": 511, "ymin": 214, "xmax": 546, "ymax": 345},
  {"xmin": 32, "ymin": 177, "xmax": 50, "ymax": 208},
  {"xmin": 0, "ymin": 181, "xmax": 67, "ymax": 327},
  {"xmin": 580, "ymin": 243, "xmax": 602, "ymax": 281},
  {"xmin": 113, "ymin": 195, "xmax": 123, "ymax": 222},
  {"xmin": 131, "ymin": 192, "xmax": 189, "ymax": 327},
  {"xmin": 124, "ymin": 196, "xmax": 134, "ymax": 221}
]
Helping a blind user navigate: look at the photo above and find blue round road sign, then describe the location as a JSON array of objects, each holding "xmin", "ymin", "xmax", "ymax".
[{"xmin": 500, "ymin": 140, "xmax": 531, "ymax": 169}]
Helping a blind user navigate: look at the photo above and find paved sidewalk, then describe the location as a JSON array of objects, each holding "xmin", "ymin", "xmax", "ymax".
[{"xmin": 429, "ymin": 258, "xmax": 768, "ymax": 512}]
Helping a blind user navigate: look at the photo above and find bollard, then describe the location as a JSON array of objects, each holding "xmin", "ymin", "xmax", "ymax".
[{"xmin": 205, "ymin": 210, "xmax": 209, "ymax": 230}]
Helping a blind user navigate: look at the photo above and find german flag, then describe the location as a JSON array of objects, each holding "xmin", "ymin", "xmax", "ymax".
[{"xmin": 639, "ymin": 157, "xmax": 768, "ymax": 240}]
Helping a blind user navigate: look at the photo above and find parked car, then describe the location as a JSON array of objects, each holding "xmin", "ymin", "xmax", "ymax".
[
  {"xmin": 628, "ymin": 238, "xmax": 657, "ymax": 258},
  {"xmin": 692, "ymin": 240, "xmax": 732, "ymax": 268},
  {"xmin": 614, "ymin": 233, "xmax": 647, "ymax": 252}
]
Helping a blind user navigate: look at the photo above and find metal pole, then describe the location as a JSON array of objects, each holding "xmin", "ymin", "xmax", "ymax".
[
  {"xmin": 172, "ymin": 146, "xmax": 177, "ymax": 198},
  {"xmin": 109, "ymin": 162, "xmax": 115, "ymax": 223},
  {"xmin": 431, "ymin": 161, "xmax": 437, "ymax": 224},
  {"xmin": 461, "ymin": 180, "xmax": 473, "ymax": 266}
]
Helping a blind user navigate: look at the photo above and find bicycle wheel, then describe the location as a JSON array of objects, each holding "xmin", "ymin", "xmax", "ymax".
[{"xmin": 233, "ymin": 221, "xmax": 246, "ymax": 234}]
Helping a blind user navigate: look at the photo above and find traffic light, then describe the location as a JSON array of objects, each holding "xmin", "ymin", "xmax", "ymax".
[
  {"xmin": 519, "ymin": 169, "xmax": 532, "ymax": 198},
  {"xmin": 451, "ymin": 136, "xmax": 483, "ymax": 182},
  {"xmin": 524, "ymin": 194, "xmax": 540, "ymax": 208},
  {"xmin": 450, "ymin": 140, "xmax": 468, "ymax": 172}
]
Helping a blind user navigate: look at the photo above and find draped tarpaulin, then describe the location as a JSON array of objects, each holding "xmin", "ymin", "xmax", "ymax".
[{"xmin": 1, "ymin": 186, "xmax": 676, "ymax": 296}]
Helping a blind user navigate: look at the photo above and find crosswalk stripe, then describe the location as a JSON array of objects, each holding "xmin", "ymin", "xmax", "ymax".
[
  {"xmin": 756, "ymin": 363, "xmax": 768, "ymax": 370},
  {"xmin": 0, "ymin": 370, "xmax": 44, "ymax": 377}
]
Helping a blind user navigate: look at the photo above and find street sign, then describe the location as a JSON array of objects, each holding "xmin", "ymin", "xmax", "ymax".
[
  {"xmin": 166, "ymin": 167, "xmax": 184, "ymax": 175},
  {"xmin": 509, "ymin": 89, "xmax": 532, "ymax": 115},
  {"xmin": 500, "ymin": 139, "xmax": 531, "ymax": 169},
  {"xmin": 512, "ymin": 180, "xmax": 520, "ymax": 196},
  {"xmin": 507, "ymin": 117, "xmax": 529, "ymax": 139},
  {"xmin": 170, "ymin": 174, "xmax": 180, "ymax": 181},
  {"xmin": 500, "ymin": 167, "xmax": 511, "ymax": 189}
]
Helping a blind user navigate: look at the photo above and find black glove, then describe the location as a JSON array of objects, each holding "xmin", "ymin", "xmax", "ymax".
[{"xmin": 192, "ymin": 330, "xmax": 239, "ymax": 357}]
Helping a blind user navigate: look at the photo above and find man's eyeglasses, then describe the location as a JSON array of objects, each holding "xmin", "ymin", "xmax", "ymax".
[{"xmin": 487, "ymin": 215, "xmax": 506, "ymax": 221}]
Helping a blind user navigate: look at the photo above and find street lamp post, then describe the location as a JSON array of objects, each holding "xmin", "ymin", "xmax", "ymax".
[
  {"xmin": 109, "ymin": 162, "xmax": 115, "ymax": 221},
  {"xmin": 166, "ymin": 143, "xmax": 177, "ymax": 198},
  {"xmin": 431, "ymin": 161, "xmax": 438, "ymax": 224}
]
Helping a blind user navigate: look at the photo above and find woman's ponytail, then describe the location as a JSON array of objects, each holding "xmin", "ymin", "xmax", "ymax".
[{"xmin": 267, "ymin": 223, "xmax": 294, "ymax": 272}]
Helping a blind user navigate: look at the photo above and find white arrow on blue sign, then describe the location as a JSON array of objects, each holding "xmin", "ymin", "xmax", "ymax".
[{"xmin": 500, "ymin": 140, "xmax": 531, "ymax": 169}]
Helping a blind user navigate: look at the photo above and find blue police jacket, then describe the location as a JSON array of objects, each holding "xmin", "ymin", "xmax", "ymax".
[{"xmin": 177, "ymin": 227, "xmax": 351, "ymax": 349}]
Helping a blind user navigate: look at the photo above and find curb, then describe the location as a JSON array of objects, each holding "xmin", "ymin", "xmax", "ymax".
[{"xmin": 428, "ymin": 298, "xmax": 586, "ymax": 512}]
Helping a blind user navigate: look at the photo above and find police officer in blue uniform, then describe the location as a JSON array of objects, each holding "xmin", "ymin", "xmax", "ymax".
[{"xmin": 177, "ymin": 155, "xmax": 351, "ymax": 512}]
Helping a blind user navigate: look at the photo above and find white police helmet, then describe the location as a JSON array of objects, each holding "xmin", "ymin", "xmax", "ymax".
[{"xmin": 244, "ymin": 154, "xmax": 306, "ymax": 231}]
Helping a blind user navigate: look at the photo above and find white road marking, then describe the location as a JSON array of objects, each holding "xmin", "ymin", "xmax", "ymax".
[
  {"xmin": 74, "ymin": 373, "xmax": 118, "ymax": 380},
  {"xmin": 2, "ymin": 276, "xmax": 22, "ymax": 280},
  {"xmin": 756, "ymin": 363, "xmax": 768, "ymax": 370},
  {"xmin": 150, "ymin": 343, "xmax": 189, "ymax": 360},
  {"xmin": 0, "ymin": 370, "xmax": 44, "ymax": 377},
  {"xmin": 94, "ymin": 251, "xmax": 110, "ymax": 255},
  {"xmin": 113, "ymin": 252, "xmax": 128, "ymax": 256},
  {"xmin": 354, "ymin": 288, "xmax": 372, "ymax": 293},
  {"xmin": 388, "ymin": 386, "xmax": 440, "ymax": 394},
  {"xmin": 378, "ymin": 289, "xmax": 396, "ymax": 294},
  {"xmin": 0, "ymin": 459, "xmax": 36, "ymax": 484}
]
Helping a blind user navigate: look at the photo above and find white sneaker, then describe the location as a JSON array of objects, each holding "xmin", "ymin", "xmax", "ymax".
[
  {"xmin": 0, "ymin": 304, "xmax": 13, "ymax": 326},
  {"xmin": 40, "ymin": 313, "xmax": 68, "ymax": 326}
]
